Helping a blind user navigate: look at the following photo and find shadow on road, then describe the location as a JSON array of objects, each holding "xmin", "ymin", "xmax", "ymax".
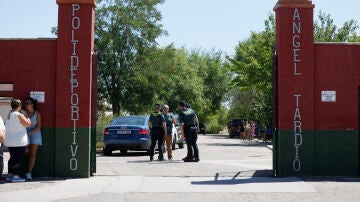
[
  {"xmin": 190, "ymin": 170, "xmax": 296, "ymax": 185},
  {"xmin": 191, "ymin": 170, "xmax": 360, "ymax": 185},
  {"xmin": 0, "ymin": 177, "xmax": 66, "ymax": 185}
]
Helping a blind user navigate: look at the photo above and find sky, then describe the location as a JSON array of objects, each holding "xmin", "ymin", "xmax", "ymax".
[{"xmin": 0, "ymin": 0, "xmax": 359, "ymax": 56}]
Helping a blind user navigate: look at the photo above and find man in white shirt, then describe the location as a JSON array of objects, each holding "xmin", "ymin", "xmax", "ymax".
[{"xmin": 0, "ymin": 116, "xmax": 5, "ymax": 177}]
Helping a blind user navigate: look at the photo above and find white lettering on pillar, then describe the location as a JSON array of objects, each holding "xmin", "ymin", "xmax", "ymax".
[
  {"xmin": 69, "ymin": 4, "xmax": 81, "ymax": 171},
  {"xmin": 293, "ymin": 94, "xmax": 302, "ymax": 172},
  {"xmin": 292, "ymin": 8, "xmax": 302, "ymax": 76}
]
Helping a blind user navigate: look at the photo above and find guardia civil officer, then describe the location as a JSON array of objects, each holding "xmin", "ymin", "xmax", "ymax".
[
  {"xmin": 185, "ymin": 103, "xmax": 200, "ymax": 133},
  {"xmin": 148, "ymin": 104, "xmax": 167, "ymax": 162},
  {"xmin": 179, "ymin": 101, "xmax": 200, "ymax": 162}
]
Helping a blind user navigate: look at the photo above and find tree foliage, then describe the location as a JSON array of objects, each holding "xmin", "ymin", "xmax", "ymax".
[
  {"xmin": 314, "ymin": 11, "xmax": 360, "ymax": 42},
  {"xmin": 132, "ymin": 45, "xmax": 230, "ymax": 122},
  {"xmin": 91, "ymin": 0, "xmax": 231, "ymax": 132},
  {"xmin": 95, "ymin": 0, "xmax": 166, "ymax": 115}
]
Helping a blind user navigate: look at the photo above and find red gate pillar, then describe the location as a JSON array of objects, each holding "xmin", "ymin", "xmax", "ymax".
[
  {"xmin": 55, "ymin": 0, "xmax": 96, "ymax": 177},
  {"xmin": 274, "ymin": 0, "xmax": 315, "ymax": 176}
]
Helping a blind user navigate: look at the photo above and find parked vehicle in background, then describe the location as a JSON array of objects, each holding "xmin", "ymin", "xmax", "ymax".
[
  {"xmin": 198, "ymin": 122, "xmax": 206, "ymax": 135},
  {"xmin": 103, "ymin": 116, "xmax": 151, "ymax": 156},
  {"xmin": 229, "ymin": 118, "xmax": 242, "ymax": 138},
  {"xmin": 171, "ymin": 114, "xmax": 185, "ymax": 149}
]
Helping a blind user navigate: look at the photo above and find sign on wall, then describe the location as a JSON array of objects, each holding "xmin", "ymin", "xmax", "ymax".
[
  {"xmin": 30, "ymin": 91, "xmax": 45, "ymax": 103},
  {"xmin": 321, "ymin": 91, "xmax": 336, "ymax": 102}
]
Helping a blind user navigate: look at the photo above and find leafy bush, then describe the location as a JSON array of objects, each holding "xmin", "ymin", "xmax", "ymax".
[
  {"xmin": 203, "ymin": 107, "xmax": 228, "ymax": 134},
  {"xmin": 96, "ymin": 113, "xmax": 115, "ymax": 148}
]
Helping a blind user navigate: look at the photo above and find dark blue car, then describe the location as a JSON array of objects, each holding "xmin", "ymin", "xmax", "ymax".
[{"xmin": 103, "ymin": 116, "xmax": 151, "ymax": 156}]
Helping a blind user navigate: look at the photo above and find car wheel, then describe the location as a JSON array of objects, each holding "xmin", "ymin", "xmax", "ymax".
[
  {"xmin": 178, "ymin": 143, "xmax": 184, "ymax": 149},
  {"xmin": 172, "ymin": 136, "xmax": 176, "ymax": 150},
  {"xmin": 203, "ymin": 132, "xmax": 206, "ymax": 136},
  {"xmin": 229, "ymin": 135, "xmax": 233, "ymax": 138},
  {"xmin": 103, "ymin": 147, "xmax": 112, "ymax": 156},
  {"xmin": 120, "ymin": 149, "xmax": 128, "ymax": 154}
]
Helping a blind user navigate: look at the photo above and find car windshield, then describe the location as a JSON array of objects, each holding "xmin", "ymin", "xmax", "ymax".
[{"xmin": 111, "ymin": 117, "xmax": 146, "ymax": 126}]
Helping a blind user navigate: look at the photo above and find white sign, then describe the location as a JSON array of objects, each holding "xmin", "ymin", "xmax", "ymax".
[
  {"xmin": 321, "ymin": 91, "xmax": 336, "ymax": 102},
  {"xmin": 30, "ymin": 91, "xmax": 45, "ymax": 103}
]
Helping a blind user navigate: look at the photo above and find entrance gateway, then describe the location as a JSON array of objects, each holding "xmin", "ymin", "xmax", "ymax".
[
  {"xmin": 0, "ymin": 0, "xmax": 97, "ymax": 177},
  {"xmin": 273, "ymin": 0, "xmax": 360, "ymax": 176},
  {"xmin": 0, "ymin": 0, "xmax": 359, "ymax": 178}
]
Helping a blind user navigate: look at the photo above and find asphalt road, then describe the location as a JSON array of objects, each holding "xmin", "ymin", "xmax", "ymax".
[
  {"xmin": 95, "ymin": 134, "xmax": 273, "ymax": 178},
  {"xmin": 1, "ymin": 135, "xmax": 360, "ymax": 202}
]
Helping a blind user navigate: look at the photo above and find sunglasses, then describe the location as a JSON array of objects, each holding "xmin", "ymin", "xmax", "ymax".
[{"xmin": 164, "ymin": 108, "xmax": 169, "ymax": 110}]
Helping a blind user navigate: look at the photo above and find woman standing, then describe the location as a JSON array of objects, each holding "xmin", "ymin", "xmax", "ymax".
[
  {"xmin": 4, "ymin": 99, "xmax": 31, "ymax": 182},
  {"xmin": 24, "ymin": 97, "xmax": 42, "ymax": 180},
  {"xmin": 249, "ymin": 121, "xmax": 256, "ymax": 141}
]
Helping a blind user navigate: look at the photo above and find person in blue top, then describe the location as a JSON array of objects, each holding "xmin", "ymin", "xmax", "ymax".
[
  {"xmin": 148, "ymin": 104, "xmax": 167, "ymax": 162},
  {"xmin": 178, "ymin": 101, "xmax": 200, "ymax": 162},
  {"xmin": 162, "ymin": 104, "xmax": 176, "ymax": 160},
  {"xmin": 24, "ymin": 97, "xmax": 42, "ymax": 180}
]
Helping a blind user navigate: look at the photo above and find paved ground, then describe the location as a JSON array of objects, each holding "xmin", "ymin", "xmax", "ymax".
[{"xmin": 1, "ymin": 135, "xmax": 360, "ymax": 202}]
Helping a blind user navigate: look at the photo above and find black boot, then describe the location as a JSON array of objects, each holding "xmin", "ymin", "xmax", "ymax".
[
  {"xmin": 183, "ymin": 157, "xmax": 193, "ymax": 162},
  {"xmin": 192, "ymin": 158, "xmax": 200, "ymax": 162}
]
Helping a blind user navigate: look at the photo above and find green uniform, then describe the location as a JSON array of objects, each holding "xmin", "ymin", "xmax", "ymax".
[
  {"xmin": 178, "ymin": 109, "xmax": 197, "ymax": 127},
  {"xmin": 149, "ymin": 112, "xmax": 165, "ymax": 160},
  {"xmin": 149, "ymin": 112, "xmax": 165, "ymax": 128},
  {"xmin": 179, "ymin": 108, "xmax": 199, "ymax": 160}
]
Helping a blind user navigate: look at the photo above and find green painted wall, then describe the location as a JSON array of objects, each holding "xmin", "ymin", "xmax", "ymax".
[
  {"xmin": 23, "ymin": 127, "xmax": 94, "ymax": 178},
  {"xmin": 55, "ymin": 128, "xmax": 91, "ymax": 178},
  {"xmin": 314, "ymin": 130, "xmax": 358, "ymax": 176},
  {"xmin": 22, "ymin": 128, "xmax": 56, "ymax": 177},
  {"xmin": 275, "ymin": 130, "xmax": 358, "ymax": 177}
]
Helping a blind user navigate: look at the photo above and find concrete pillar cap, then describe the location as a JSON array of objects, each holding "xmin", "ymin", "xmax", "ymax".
[
  {"xmin": 274, "ymin": 0, "xmax": 315, "ymax": 10},
  {"xmin": 56, "ymin": 0, "xmax": 96, "ymax": 7}
]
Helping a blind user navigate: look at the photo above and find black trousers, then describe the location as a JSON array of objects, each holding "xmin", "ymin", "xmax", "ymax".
[
  {"xmin": 149, "ymin": 128, "xmax": 164, "ymax": 159},
  {"xmin": 185, "ymin": 127, "xmax": 199, "ymax": 159},
  {"xmin": 0, "ymin": 146, "xmax": 3, "ymax": 176},
  {"xmin": 8, "ymin": 146, "xmax": 26, "ymax": 175}
]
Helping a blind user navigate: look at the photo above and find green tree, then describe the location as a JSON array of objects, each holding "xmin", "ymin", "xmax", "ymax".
[
  {"xmin": 314, "ymin": 11, "xmax": 360, "ymax": 42},
  {"xmin": 228, "ymin": 12, "xmax": 360, "ymax": 126},
  {"xmin": 95, "ymin": 0, "xmax": 166, "ymax": 115},
  {"xmin": 133, "ymin": 46, "xmax": 230, "ymax": 121}
]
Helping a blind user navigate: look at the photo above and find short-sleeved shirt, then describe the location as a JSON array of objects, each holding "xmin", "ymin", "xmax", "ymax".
[
  {"xmin": 149, "ymin": 112, "xmax": 165, "ymax": 128},
  {"xmin": 4, "ymin": 111, "xmax": 28, "ymax": 147},
  {"xmin": 178, "ymin": 108, "xmax": 197, "ymax": 127},
  {"xmin": 0, "ymin": 116, "xmax": 5, "ymax": 146},
  {"xmin": 163, "ymin": 113, "xmax": 173, "ymax": 134}
]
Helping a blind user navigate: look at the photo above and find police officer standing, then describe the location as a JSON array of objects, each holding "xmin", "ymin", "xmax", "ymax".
[
  {"xmin": 178, "ymin": 101, "xmax": 200, "ymax": 162},
  {"xmin": 148, "ymin": 104, "xmax": 167, "ymax": 162}
]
